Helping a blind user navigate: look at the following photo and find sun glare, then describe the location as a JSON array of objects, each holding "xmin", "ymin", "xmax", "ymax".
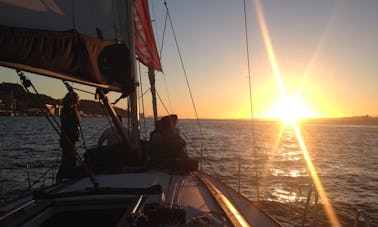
[
  {"xmin": 267, "ymin": 96, "xmax": 315, "ymax": 124},
  {"xmin": 274, "ymin": 97, "xmax": 314, "ymax": 125},
  {"xmin": 254, "ymin": 0, "xmax": 341, "ymax": 225}
]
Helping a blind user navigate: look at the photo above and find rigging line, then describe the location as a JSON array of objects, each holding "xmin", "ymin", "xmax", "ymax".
[
  {"xmin": 98, "ymin": 99, "xmax": 117, "ymax": 132},
  {"xmin": 176, "ymin": 128, "xmax": 201, "ymax": 157},
  {"xmin": 78, "ymin": 121, "xmax": 88, "ymax": 152},
  {"xmin": 138, "ymin": 87, "xmax": 151, "ymax": 100},
  {"xmin": 61, "ymin": 81, "xmax": 98, "ymax": 187},
  {"xmin": 156, "ymin": 90, "xmax": 171, "ymax": 116},
  {"xmin": 150, "ymin": 0, "xmax": 159, "ymax": 48},
  {"xmin": 151, "ymin": 1, "xmax": 173, "ymax": 114},
  {"xmin": 156, "ymin": 87, "xmax": 204, "ymax": 158},
  {"xmin": 28, "ymin": 164, "xmax": 57, "ymax": 188},
  {"xmin": 160, "ymin": 72, "xmax": 173, "ymax": 113},
  {"xmin": 75, "ymin": 123, "xmax": 109, "ymax": 150},
  {"xmin": 17, "ymin": 71, "xmax": 61, "ymax": 137},
  {"xmin": 18, "ymin": 72, "xmax": 97, "ymax": 187},
  {"xmin": 154, "ymin": 86, "xmax": 202, "ymax": 157},
  {"xmin": 159, "ymin": 4, "xmax": 174, "ymax": 113},
  {"xmin": 164, "ymin": 1, "xmax": 204, "ymax": 166},
  {"xmin": 71, "ymin": 87, "xmax": 95, "ymax": 95},
  {"xmin": 243, "ymin": 0, "xmax": 260, "ymax": 203},
  {"xmin": 164, "ymin": 1, "xmax": 198, "ymax": 119},
  {"xmin": 62, "ymin": 81, "xmax": 89, "ymax": 152},
  {"xmin": 159, "ymin": 2, "xmax": 168, "ymax": 59}
]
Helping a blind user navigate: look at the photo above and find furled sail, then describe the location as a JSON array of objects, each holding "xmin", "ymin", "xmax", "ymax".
[{"xmin": 0, "ymin": 0, "xmax": 161, "ymax": 95}]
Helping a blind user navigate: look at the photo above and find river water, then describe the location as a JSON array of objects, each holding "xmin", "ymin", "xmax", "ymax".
[{"xmin": 0, "ymin": 116, "xmax": 377, "ymax": 226}]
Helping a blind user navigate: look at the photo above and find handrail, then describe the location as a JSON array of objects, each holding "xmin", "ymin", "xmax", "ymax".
[{"xmin": 196, "ymin": 173, "xmax": 250, "ymax": 227}]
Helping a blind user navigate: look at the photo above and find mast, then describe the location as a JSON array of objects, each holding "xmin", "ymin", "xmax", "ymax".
[{"xmin": 126, "ymin": 0, "xmax": 141, "ymax": 151}]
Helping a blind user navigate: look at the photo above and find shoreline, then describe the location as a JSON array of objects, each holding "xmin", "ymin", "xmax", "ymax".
[{"xmin": 2, "ymin": 114, "xmax": 378, "ymax": 125}]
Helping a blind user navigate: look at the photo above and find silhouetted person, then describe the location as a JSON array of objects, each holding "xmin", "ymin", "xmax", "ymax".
[
  {"xmin": 150, "ymin": 119, "xmax": 161, "ymax": 139},
  {"xmin": 149, "ymin": 115, "xmax": 187, "ymax": 160},
  {"xmin": 169, "ymin": 114, "xmax": 180, "ymax": 135},
  {"xmin": 56, "ymin": 91, "xmax": 80, "ymax": 180}
]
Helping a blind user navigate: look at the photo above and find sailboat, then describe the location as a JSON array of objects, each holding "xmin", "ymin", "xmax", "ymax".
[{"xmin": 0, "ymin": 0, "xmax": 282, "ymax": 226}]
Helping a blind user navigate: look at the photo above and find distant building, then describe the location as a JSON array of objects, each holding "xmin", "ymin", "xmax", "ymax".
[{"xmin": 45, "ymin": 104, "xmax": 62, "ymax": 116}]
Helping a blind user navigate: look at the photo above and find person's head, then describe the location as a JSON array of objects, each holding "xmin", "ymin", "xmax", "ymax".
[
  {"xmin": 160, "ymin": 116, "xmax": 172, "ymax": 132},
  {"xmin": 169, "ymin": 114, "xmax": 178, "ymax": 126},
  {"xmin": 63, "ymin": 91, "xmax": 79, "ymax": 106}
]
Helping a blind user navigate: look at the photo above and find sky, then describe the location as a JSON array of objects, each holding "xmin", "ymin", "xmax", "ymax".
[{"xmin": 1, "ymin": 0, "xmax": 377, "ymax": 120}]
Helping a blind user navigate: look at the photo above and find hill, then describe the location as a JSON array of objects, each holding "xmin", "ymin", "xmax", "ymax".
[{"xmin": 300, "ymin": 116, "xmax": 378, "ymax": 125}]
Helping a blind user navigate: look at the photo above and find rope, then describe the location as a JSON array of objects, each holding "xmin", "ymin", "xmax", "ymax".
[
  {"xmin": 16, "ymin": 73, "xmax": 97, "ymax": 187},
  {"xmin": 151, "ymin": 4, "xmax": 242, "ymax": 210},
  {"xmin": 163, "ymin": 1, "xmax": 204, "ymax": 168},
  {"xmin": 155, "ymin": 90, "xmax": 170, "ymax": 116},
  {"xmin": 75, "ymin": 122, "xmax": 109, "ymax": 150},
  {"xmin": 243, "ymin": 0, "xmax": 260, "ymax": 203},
  {"xmin": 63, "ymin": 80, "xmax": 89, "ymax": 152},
  {"xmin": 60, "ymin": 79, "xmax": 99, "ymax": 187},
  {"xmin": 138, "ymin": 87, "xmax": 151, "ymax": 100},
  {"xmin": 156, "ymin": 5, "xmax": 174, "ymax": 113},
  {"xmin": 154, "ymin": 2, "xmax": 254, "ymax": 213},
  {"xmin": 60, "ymin": 84, "xmax": 98, "ymax": 188},
  {"xmin": 71, "ymin": 86, "xmax": 96, "ymax": 95},
  {"xmin": 17, "ymin": 71, "xmax": 61, "ymax": 137}
]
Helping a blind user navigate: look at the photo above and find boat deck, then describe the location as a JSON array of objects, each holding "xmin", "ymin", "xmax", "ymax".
[{"xmin": 0, "ymin": 170, "xmax": 281, "ymax": 226}]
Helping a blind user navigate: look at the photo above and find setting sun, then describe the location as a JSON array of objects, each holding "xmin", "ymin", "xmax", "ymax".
[{"xmin": 266, "ymin": 96, "xmax": 316, "ymax": 124}]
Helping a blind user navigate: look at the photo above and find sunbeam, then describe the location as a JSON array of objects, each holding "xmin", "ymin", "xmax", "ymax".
[
  {"xmin": 293, "ymin": 125, "xmax": 340, "ymax": 227},
  {"xmin": 253, "ymin": 0, "xmax": 341, "ymax": 225}
]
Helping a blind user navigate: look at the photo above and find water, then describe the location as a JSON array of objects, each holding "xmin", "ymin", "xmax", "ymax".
[{"xmin": 0, "ymin": 116, "xmax": 377, "ymax": 226}]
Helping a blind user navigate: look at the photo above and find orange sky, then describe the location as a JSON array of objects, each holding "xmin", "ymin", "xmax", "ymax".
[{"xmin": 1, "ymin": 0, "xmax": 377, "ymax": 120}]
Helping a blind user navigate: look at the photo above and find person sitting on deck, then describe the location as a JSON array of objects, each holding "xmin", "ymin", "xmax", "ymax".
[
  {"xmin": 149, "ymin": 115, "xmax": 187, "ymax": 160},
  {"xmin": 149, "ymin": 119, "xmax": 161, "ymax": 139}
]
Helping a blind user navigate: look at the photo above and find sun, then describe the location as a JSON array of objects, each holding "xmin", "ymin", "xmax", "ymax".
[{"xmin": 267, "ymin": 96, "xmax": 315, "ymax": 125}]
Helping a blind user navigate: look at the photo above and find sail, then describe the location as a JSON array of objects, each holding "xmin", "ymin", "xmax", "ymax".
[
  {"xmin": 134, "ymin": 0, "xmax": 162, "ymax": 72},
  {"xmin": 0, "ymin": 0, "xmax": 159, "ymax": 95}
]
